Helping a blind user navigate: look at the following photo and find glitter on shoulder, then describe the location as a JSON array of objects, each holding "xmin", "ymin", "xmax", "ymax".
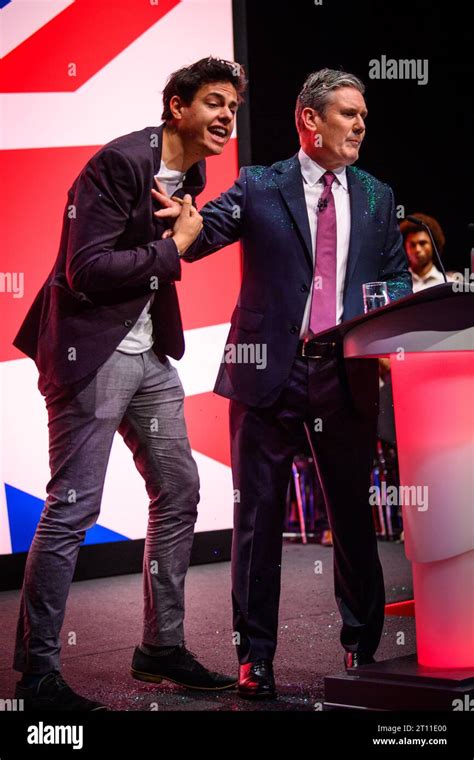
[{"xmin": 348, "ymin": 165, "xmax": 382, "ymax": 216}]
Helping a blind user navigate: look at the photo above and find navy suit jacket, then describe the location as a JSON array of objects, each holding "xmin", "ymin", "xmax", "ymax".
[
  {"xmin": 184, "ymin": 155, "xmax": 412, "ymax": 408},
  {"xmin": 13, "ymin": 124, "xmax": 206, "ymax": 386}
]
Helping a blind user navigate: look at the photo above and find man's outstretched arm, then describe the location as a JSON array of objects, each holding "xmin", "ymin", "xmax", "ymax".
[{"xmin": 154, "ymin": 168, "xmax": 247, "ymax": 262}]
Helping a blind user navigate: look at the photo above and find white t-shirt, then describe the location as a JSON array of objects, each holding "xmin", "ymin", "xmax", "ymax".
[{"xmin": 116, "ymin": 160, "xmax": 185, "ymax": 354}]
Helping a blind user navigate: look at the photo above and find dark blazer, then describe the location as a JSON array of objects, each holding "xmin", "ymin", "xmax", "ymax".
[
  {"xmin": 12, "ymin": 124, "xmax": 206, "ymax": 386},
  {"xmin": 184, "ymin": 155, "xmax": 412, "ymax": 407}
]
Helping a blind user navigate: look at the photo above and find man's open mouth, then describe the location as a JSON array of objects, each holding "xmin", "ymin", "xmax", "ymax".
[{"xmin": 208, "ymin": 126, "xmax": 228, "ymax": 142}]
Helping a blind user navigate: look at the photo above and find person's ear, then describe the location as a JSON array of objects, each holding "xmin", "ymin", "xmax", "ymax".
[
  {"xmin": 169, "ymin": 95, "xmax": 184, "ymax": 121},
  {"xmin": 301, "ymin": 107, "xmax": 320, "ymax": 134}
]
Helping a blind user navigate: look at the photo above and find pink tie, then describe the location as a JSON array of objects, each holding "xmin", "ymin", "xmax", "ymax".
[{"xmin": 309, "ymin": 171, "xmax": 337, "ymax": 335}]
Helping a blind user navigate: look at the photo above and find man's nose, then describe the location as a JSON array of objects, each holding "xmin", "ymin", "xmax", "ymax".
[{"xmin": 218, "ymin": 107, "xmax": 234, "ymax": 123}]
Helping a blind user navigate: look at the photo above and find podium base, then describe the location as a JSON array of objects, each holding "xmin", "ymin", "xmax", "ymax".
[{"xmin": 324, "ymin": 654, "xmax": 474, "ymax": 711}]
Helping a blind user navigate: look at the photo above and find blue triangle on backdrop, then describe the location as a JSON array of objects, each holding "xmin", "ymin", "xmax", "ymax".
[{"xmin": 4, "ymin": 484, "xmax": 129, "ymax": 553}]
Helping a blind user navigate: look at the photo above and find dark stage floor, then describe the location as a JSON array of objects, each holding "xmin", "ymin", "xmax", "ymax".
[{"xmin": 0, "ymin": 540, "xmax": 414, "ymax": 711}]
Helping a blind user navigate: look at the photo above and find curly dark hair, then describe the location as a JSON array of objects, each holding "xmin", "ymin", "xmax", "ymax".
[
  {"xmin": 400, "ymin": 213, "xmax": 446, "ymax": 255},
  {"xmin": 162, "ymin": 57, "xmax": 247, "ymax": 122}
]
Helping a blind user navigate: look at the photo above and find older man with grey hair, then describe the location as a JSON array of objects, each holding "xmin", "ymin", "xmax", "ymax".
[{"xmin": 155, "ymin": 68, "xmax": 412, "ymax": 698}]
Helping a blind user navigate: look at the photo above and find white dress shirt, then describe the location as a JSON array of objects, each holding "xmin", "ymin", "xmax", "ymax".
[
  {"xmin": 298, "ymin": 148, "xmax": 351, "ymax": 338},
  {"xmin": 410, "ymin": 264, "xmax": 462, "ymax": 293}
]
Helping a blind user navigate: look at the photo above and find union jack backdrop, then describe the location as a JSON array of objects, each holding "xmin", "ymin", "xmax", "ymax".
[{"xmin": 0, "ymin": 0, "xmax": 241, "ymax": 555}]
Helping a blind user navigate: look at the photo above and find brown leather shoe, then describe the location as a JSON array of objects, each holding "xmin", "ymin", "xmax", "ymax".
[
  {"xmin": 238, "ymin": 660, "xmax": 277, "ymax": 699},
  {"xmin": 131, "ymin": 645, "xmax": 237, "ymax": 691}
]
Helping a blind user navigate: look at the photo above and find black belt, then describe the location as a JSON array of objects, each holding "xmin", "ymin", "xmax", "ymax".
[{"xmin": 297, "ymin": 339, "xmax": 340, "ymax": 359}]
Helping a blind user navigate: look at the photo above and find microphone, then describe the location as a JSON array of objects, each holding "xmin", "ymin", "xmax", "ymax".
[
  {"xmin": 317, "ymin": 197, "xmax": 328, "ymax": 212},
  {"xmin": 406, "ymin": 215, "xmax": 448, "ymax": 283}
]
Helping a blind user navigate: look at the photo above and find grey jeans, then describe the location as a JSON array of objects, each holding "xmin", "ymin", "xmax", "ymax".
[{"xmin": 13, "ymin": 348, "xmax": 200, "ymax": 674}]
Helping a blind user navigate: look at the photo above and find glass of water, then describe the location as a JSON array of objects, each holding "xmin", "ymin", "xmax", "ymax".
[{"xmin": 362, "ymin": 281, "xmax": 390, "ymax": 313}]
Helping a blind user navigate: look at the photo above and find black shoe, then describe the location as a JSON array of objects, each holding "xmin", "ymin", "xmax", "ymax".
[
  {"xmin": 15, "ymin": 671, "xmax": 108, "ymax": 711},
  {"xmin": 238, "ymin": 660, "xmax": 277, "ymax": 700},
  {"xmin": 344, "ymin": 651, "xmax": 376, "ymax": 671},
  {"xmin": 130, "ymin": 645, "xmax": 237, "ymax": 691}
]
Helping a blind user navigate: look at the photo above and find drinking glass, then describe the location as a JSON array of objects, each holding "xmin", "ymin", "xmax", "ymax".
[{"xmin": 362, "ymin": 281, "xmax": 390, "ymax": 313}]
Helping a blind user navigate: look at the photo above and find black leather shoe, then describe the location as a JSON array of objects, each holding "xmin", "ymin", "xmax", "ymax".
[
  {"xmin": 131, "ymin": 645, "xmax": 237, "ymax": 691},
  {"xmin": 238, "ymin": 660, "xmax": 277, "ymax": 699},
  {"xmin": 15, "ymin": 671, "xmax": 108, "ymax": 711},
  {"xmin": 344, "ymin": 651, "xmax": 376, "ymax": 670}
]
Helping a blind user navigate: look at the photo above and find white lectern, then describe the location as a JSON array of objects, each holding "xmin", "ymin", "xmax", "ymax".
[{"xmin": 322, "ymin": 283, "xmax": 474, "ymax": 710}]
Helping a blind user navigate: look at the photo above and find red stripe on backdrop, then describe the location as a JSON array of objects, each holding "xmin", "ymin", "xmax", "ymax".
[
  {"xmin": 1, "ymin": 144, "xmax": 96, "ymax": 361},
  {"xmin": 0, "ymin": 138, "xmax": 241, "ymax": 362},
  {"xmin": 184, "ymin": 392, "xmax": 231, "ymax": 468},
  {"xmin": 0, "ymin": 0, "xmax": 181, "ymax": 93}
]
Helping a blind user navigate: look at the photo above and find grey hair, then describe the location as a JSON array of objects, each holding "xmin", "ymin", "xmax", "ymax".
[{"xmin": 295, "ymin": 68, "xmax": 365, "ymax": 132}]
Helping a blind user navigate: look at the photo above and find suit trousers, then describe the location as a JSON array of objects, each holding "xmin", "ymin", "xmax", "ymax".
[
  {"xmin": 230, "ymin": 351, "xmax": 385, "ymax": 664},
  {"xmin": 13, "ymin": 348, "xmax": 200, "ymax": 674}
]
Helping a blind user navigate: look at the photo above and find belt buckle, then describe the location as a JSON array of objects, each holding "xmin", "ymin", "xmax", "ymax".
[
  {"xmin": 301, "ymin": 339, "xmax": 323, "ymax": 359},
  {"xmin": 301, "ymin": 340, "xmax": 336, "ymax": 359}
]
